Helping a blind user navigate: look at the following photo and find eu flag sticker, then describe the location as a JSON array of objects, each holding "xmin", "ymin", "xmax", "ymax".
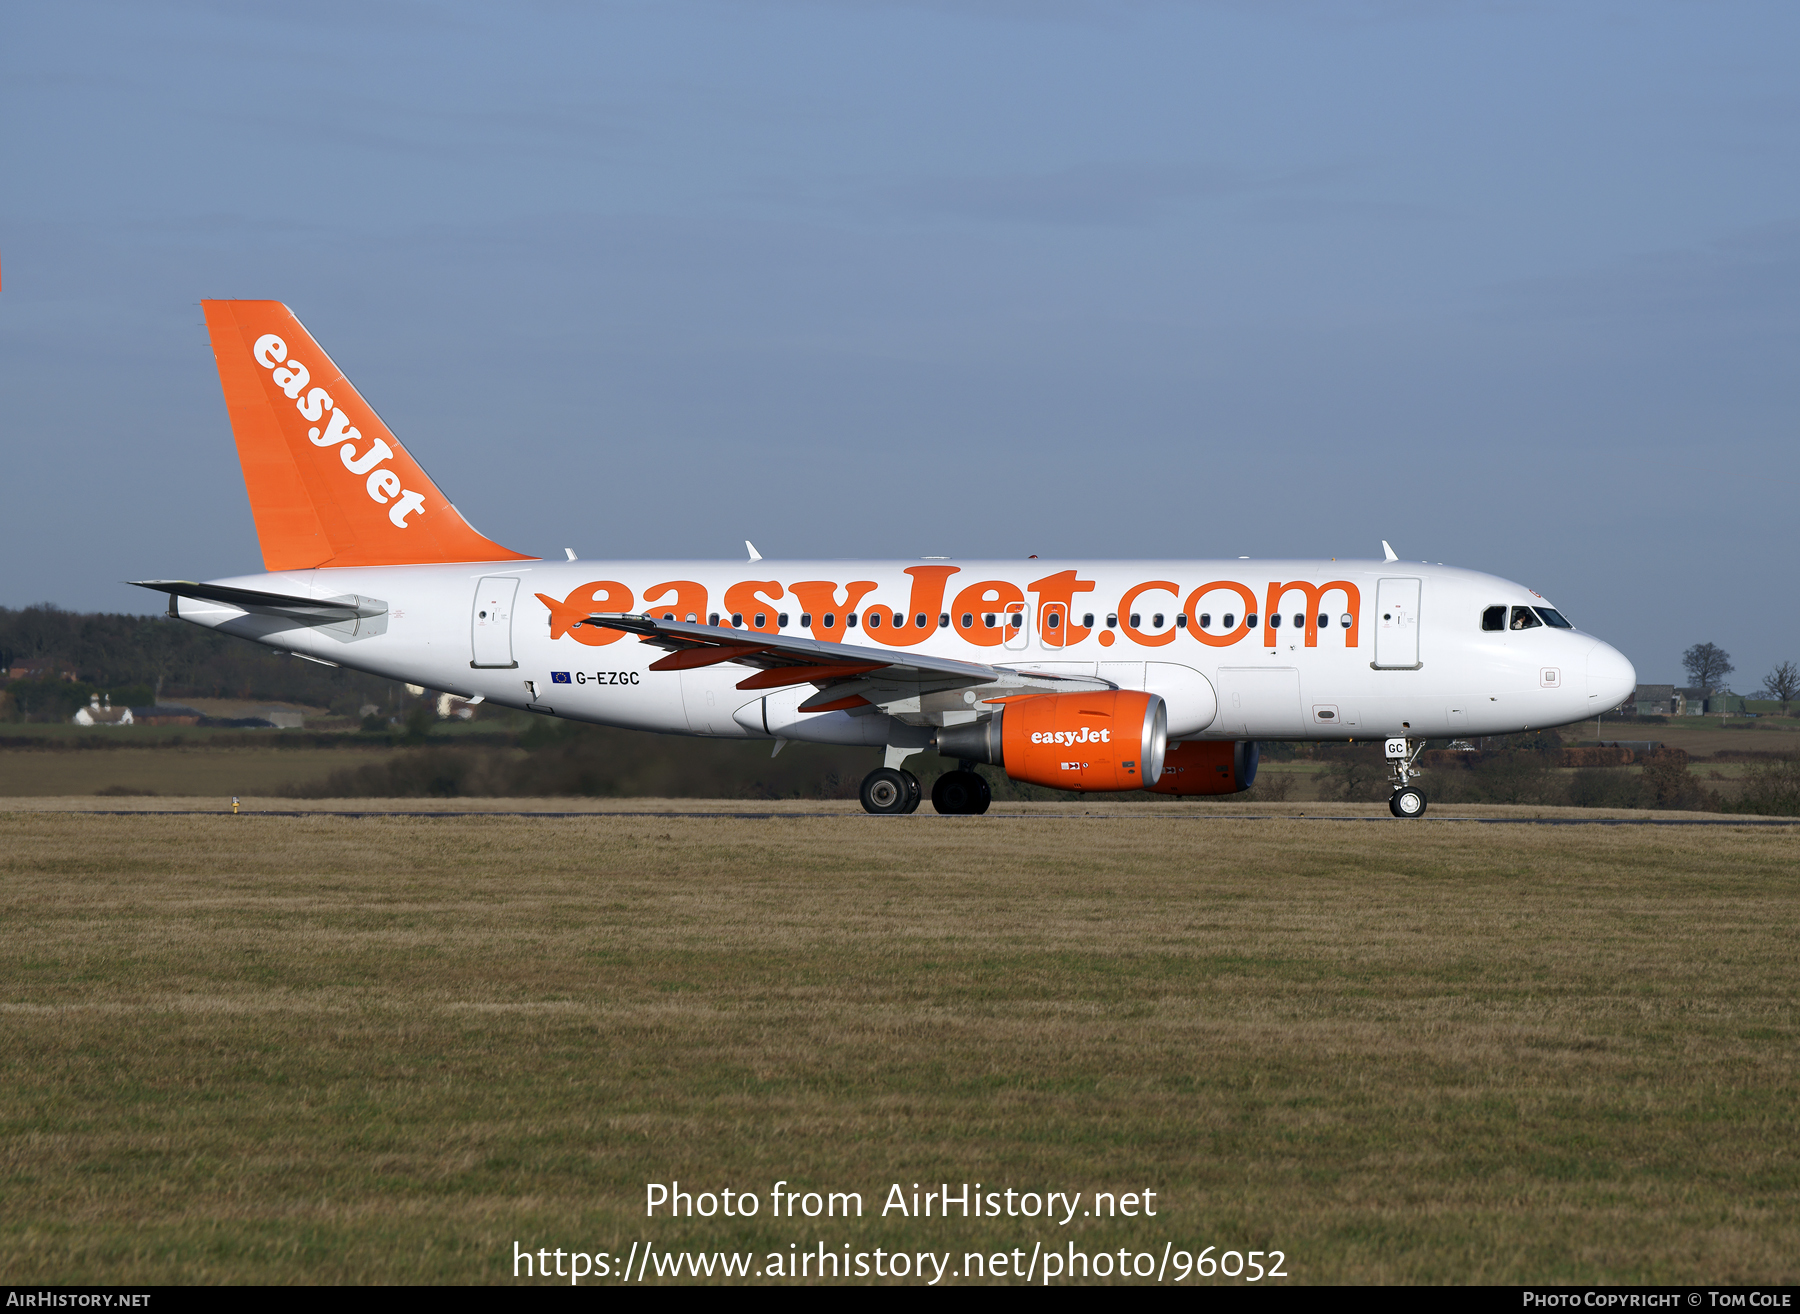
[{"xmin": 550, "ymin": 671, "xmax": 572, "ymax": 684}]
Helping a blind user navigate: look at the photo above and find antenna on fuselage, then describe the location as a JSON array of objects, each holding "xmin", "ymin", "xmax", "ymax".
[
  {"xmin": 746, "ymin": 541, "xmax": 763, "ymax": 563},
  {"xmin": 1381, "ymin": 541, "xmax": 1399, "ymax": 563}
]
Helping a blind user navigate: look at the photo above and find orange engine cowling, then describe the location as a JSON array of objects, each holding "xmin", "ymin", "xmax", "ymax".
[
  {"xmin": 934, "ymin": 691, "xmax": 1167, "ymax": 792},
  {"xmin": 1146, "ymin": 740, "xmax": 1260, "ymax": 796}
]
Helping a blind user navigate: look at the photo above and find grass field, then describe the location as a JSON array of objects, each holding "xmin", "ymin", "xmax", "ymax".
[{"xmin": 1, "ymin": 803, "xmax": 1795, "ymax": 1285}]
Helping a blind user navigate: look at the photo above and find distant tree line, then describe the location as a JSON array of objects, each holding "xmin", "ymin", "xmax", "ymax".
[{"xmin": 0, "ymin": 604, "xmax": 411, "ymax": 720}]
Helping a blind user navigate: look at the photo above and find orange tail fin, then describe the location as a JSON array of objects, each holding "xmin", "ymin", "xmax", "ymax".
[{"xmin": 202, "ymin": 300, "xmax": 534, "ymax": 571}]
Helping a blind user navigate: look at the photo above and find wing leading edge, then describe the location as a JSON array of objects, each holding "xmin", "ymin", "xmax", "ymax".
[{"xmin": 579, "ymin": 612, "xmax": 1109, "ymax": 718}]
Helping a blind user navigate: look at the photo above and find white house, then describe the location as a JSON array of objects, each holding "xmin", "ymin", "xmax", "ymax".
[{"xmin": 72, "ymin": 693, "xmax": 133, "ymax": 726}]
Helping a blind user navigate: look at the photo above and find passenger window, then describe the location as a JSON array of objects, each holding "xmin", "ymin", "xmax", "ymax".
[
  {"xmin": 800, "ymin": 613, "xmax": 812, "ymax": 627},
  {"xmin": 846, "ymin": 612, "xmax": 858, "ymax": 627},
  {"xmin": 1482, "ymin": 605, "xmax": 1506, "ymax": 632},
  {"xmin": 685, "ymin": 613, "xmax": 697, "ymax": 623},
  {"xmin": 939, "ymin": 613, "xmax": 950, "ymax": 628},
  {"xmin": 1293, "ymin": 613, "xmax": 1303, "ymax": 629},
  {"xmin": 1082, "ymin": 613, "xmax": 1094, "ymax": 628},
  {"xmin": 1246, "ymin": 613, "xmax": 1258, "ymax": 628},
  {"xmin": 661, "ymin": 612, "xmax": 675, "ymax": 621},
  {"xmin": 823, "ymin": 613, "xmax": 836, "ymax": 628},
  {"xmin": 731, "ymin": 613, "xmax": 744, "ymax": 627},
  {"xmin": 893, "ymin": 613, "xmax": 904, "ymax": 627},
  {"xmin": 1222, "ymin": 613, "xmax": 1234, "ymax": 629},
  {"xmin": 1129, "ymin": 612, "xmax": 1141, "ymax": 628},
  {"xmin": 1106, "ymin": 614, "xmax": 1117, "ymax": 628},
  {"xmin": 1009, "ymin": 613, "xmax": 1022, "ymax": 629},
  {"xmin": 960, "ymin": 613, "xmax": 973, "ymax": 628},
  {"xmin": 1510, "ymin": 606, "xmax": 1541, "ymax": 631},
  {"xmin": 1536, "ymin": 607, "xmax": 1573, "ymax": 629},
  {"xmin": 778, "ymin": 612, "xmax": 789, "ymax": 627},
  {"xmin": 1046, "ymin": 612, "xmax": 1061, "ymax": 629},
  {"xmin": 1339, "ymin": 613, "xmax": 1351, "ymax": 628},
  {"xmin": 1175, "ymin": 614, "xmax": 1187, "ymax": 629},
  {"xmin": 916, "ymin": 613, "xmax": 927, "ymax": 628},
  {"xmin": 1317, "ymin": 613, "xmax": 1327, "ymax": 629},
  {"xmin": 708, "ymin": 612, "xmax": 720, "ymax": 626},
  {"xmin": 984, "ymin": 613, "xmax": 996, "ymax": 628},
  {"xmin": 1270, "ymin": 614, "xmax": 1282, "ymax": 629},
  {"xmin": 1199, "ymin": 613, "xmax": 1211, "ymax": 628},
  {"xmin": 867, "ymin": 612, "xmax": 881, "ymax": 628},
  {"xmin": 1152, "ymin": 613, "xmax": 1164, "ymax": 628},
  {"xmin": 753, "ymin": 613, "xmax": 765, "ymax": 628}
]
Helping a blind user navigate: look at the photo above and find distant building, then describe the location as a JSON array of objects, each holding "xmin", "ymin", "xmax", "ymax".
[
  {"xmin": 130, "ymin": 705, "xmax": 202, "ymax": 726},
  {"xmin": 1675, "ymin": 687, "xmax": 1744, "ymax": 715},
  {"xmin": 6, "ymin": 658, "xmax": 78, "ymax": 682},
  {"xmin": 72, "ymin": 693, "xmax": 132, "ymax": 726},
  {"xmin": 1632, "ymin": 684, "xmax": 1677, "ymax": 716}
]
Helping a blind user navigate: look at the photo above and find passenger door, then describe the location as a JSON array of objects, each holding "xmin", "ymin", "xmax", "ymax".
[
  {"xmin": 471, "ymin": 576, "xmax": 520, "ymax": 669},
  {"xmin": 1372, "ymin": 577, "xmax": 1421, "ymax": 670}
]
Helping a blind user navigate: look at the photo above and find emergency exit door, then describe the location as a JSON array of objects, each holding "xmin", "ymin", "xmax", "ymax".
[{"xmin": 471, "ymin": 576, "xmax": 520, "ymax": 668}]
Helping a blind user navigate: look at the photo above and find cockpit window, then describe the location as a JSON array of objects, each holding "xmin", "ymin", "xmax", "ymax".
[
  {"xmin": 1509, "ymin": 606, "xmax": 1542, "ymax": 631},
  {"xmin": 1535, "ymin": 607, "xmax": 1573, "ymax": 629},
  {"xmin": 1482, "ymin": 605, "xmax": 1506, "ymax": 632}
]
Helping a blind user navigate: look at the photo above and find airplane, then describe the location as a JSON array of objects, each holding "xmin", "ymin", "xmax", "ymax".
[{"xmin": 134, "ymin": 301, "xmax": 1638, "ymax": 817}]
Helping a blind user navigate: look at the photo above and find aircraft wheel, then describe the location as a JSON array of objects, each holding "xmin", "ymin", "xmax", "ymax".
[
  {"xmin": 931, "ymin": 769, "xmax": 990, "ymax": 815},
  {"xmin": 901, "ymin": 770, "xmax": 923, "ymax": 814},
  {"xmin": 1389, "ymin": 787, "xmax": 1427, "ymax": 819},
  {"xmin": 861, "ymin": 768, "xmax": 912, "ymax": 815}
]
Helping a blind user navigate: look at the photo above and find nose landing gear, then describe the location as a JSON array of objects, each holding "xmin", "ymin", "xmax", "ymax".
[
  {"xmin": 1385, "ymin": 737, "xmax": 1428, "ymax": 819},
  {"xmin": 1389, "ymin": 786, "xmax": 1427, "ymax": 818}
]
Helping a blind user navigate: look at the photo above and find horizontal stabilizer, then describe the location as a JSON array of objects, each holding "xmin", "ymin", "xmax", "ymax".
[{"xmin": 129, "ymin": 579, "xmax": 387, "ymax": 622}]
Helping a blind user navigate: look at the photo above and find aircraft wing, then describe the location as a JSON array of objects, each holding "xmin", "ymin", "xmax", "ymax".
[{"xmin": 581, "ymin": 612, "xmax": 1105, "ymax": 712}]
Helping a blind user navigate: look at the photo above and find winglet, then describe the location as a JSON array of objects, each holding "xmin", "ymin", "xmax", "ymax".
[{"xmin": 1381, "ymin": 540, "xmax": 1398, "ymax": 563}]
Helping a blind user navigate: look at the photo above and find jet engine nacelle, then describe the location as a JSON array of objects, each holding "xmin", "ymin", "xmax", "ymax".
[
  {"xmin": 935, "ymin": 691, "xmax": 1167, "ymax": 791},
  {"xmin": 1146, "ymin": 739, "xmax": 1260, "ymax": 796}
]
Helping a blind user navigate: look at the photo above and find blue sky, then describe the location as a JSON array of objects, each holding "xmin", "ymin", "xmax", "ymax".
[{"xmin": 2, "ymin": 1, "xmax": 1797, "ymax": 689}]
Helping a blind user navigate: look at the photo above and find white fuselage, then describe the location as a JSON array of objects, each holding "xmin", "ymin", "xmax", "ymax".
[{"xmin": 171, "ymin": 557, "xmax": 1637, "ymax": 748}]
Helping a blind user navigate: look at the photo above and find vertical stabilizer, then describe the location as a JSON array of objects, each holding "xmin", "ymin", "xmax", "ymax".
[{"xmin": 202, "ymin": 300, "xmax": 534, "ymax": 571}]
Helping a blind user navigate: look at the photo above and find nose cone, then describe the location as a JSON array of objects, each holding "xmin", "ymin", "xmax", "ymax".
[{"xmin": 1587, "ymin": 640, "xmax": 1637, "ymax": 712}]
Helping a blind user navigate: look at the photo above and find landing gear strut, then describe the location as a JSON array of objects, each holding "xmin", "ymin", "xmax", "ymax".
[
  {"xmin": 860, "ymin": 767, "xmax": 921, "ymax": 815},
  {"xmin": 931, "ymin": 766, "xmax": 991, "ymax": 815},
  {"xmin": 1385, "ymin": 737, "xmax": 1428, "ymax": 819}
]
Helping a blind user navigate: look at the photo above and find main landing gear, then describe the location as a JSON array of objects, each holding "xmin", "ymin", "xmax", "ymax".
[
  {"xmin": 1385, "ymin": 736, "xmax": 1428, "ymax": 819},
  {"xmin": 860, "ymin": 767, "xmax": 922, "ymax": 815},
  {"xmin": 858, "ymin": 764, "xmax": 992, "ymax": 815},
  {"xmin": 930, "ymin": 767, "xmax": 991, "ymax": 816}
]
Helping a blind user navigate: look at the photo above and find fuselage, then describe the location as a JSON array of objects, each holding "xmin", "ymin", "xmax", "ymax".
[{"xmin": 171, "ymin": 556, "xmax": 1637, "ymax": 746}]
